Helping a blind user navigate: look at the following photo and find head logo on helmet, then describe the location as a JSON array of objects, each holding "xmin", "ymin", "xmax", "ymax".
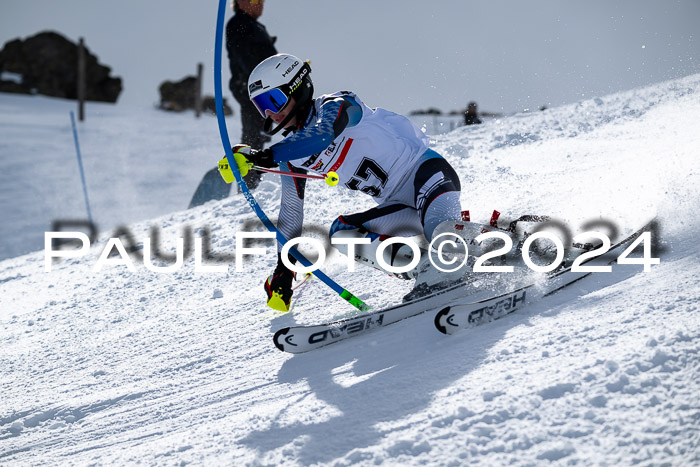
[
  {"xmin": 289, "ymin": 66, "xmax": 309, "ymax": 93},
  {"xmin": 248, "ymin": 53, "xmax": 314, "ymax": 135},
  {"xmin": 282, "ymin": 60, "xmax": 300, "ymax": 78}
]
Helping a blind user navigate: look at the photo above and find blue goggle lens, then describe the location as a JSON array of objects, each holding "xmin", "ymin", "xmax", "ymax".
[{"xmin": 251, "ymin": 88, "xmax": 289, "ymax": 116}]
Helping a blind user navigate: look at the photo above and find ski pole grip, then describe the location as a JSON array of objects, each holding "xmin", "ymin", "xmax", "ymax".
[
  {"xmin": 218, "ymin": 157, "xmax": 235, "ymax": 183},
  {"xmin": 341, "ymin": 290, "xmax": 371, "ymax": 312}
]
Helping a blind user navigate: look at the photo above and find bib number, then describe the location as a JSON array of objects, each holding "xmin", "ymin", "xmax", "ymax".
[{"xmin": 345, "ymin": 157, "xmax": 388, "ymax": 197}]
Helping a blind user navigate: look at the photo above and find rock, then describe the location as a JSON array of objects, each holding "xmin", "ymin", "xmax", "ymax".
[
  {"xmin": 202, "ymin": 96, "xmax": 233, "ymax": 116},
  {"xmin": 159, "ymin": 76, "xmax": 197, "ymax": 112},
  {"xmin": 0, "ymin": 31, "xmax": 122, "ymax": 102},
  {"xmin": 158, "ymin": 76, "xmax": 232, "ymax": 115}
]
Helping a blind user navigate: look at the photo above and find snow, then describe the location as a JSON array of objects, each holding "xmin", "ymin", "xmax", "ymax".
[
  {"xmin": 0, "ymin": 95, "xmax": 243, "ymax": 261},
  {"xmin": 1, "ymin": 73, "xmax": 699, "ymax": 465}
]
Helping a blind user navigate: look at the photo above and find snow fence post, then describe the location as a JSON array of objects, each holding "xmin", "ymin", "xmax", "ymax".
[{"xmin": 69, "ymin": 110, "xmax": 93, "ymax": 225}]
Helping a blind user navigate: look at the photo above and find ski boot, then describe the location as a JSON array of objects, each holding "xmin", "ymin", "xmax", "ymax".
[
  {"xmin": 401, "ymin": 250, "xmax": 477, "ymax": 302},
  {"xmin": 264, "ymin": 263, "xmax": 295, "ymax": 312}
]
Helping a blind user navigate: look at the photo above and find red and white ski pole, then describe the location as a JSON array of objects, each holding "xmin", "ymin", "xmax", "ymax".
[{"xmin": 251, "ymin": 165, "xmax": 340, "ymax": 186}]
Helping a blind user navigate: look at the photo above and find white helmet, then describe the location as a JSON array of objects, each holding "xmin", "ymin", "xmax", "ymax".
[{"xmin": 248, "ymin": 53, "xmax": 314, "ymax": 134}]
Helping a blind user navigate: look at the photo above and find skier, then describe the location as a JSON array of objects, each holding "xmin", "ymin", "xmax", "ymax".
[{"xmin": 226, "ymin": 53, "xmax": 463, "ymax": 311}]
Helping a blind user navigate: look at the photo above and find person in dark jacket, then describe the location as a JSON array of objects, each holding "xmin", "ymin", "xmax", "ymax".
[
  {"xmin": 226, "ymin": 0, "xmax": 277, "ymax": 189},
  {"xmin": 464, "ymin": 101, "xmax": 482, "ymax": 126}
]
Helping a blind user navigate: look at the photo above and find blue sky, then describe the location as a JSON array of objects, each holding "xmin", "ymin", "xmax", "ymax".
[{"xmin": 1, "ymin": 0, "xmax": 698, "ymax": 114}]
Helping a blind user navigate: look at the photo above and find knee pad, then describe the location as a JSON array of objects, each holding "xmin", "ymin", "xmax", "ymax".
[
  {"xmin": 329, "ymin": 215, "xmax": 361, "ymax": 239},
  {"xmin": 330, "ymin": 224, "xmax": 423, "ymax": 279},
  {"xmin": 423, "ymin": 191, "xmax": 463, "ymax": 241}
]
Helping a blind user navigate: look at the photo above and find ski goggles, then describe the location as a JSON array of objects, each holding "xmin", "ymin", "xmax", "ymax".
[
  {"xmin": 250, "ymin": 61, "xmax": 311, "ymax": 117},
  {"xmin": 251, "ymin": 88, "xmax": 289, "ymax": 117}
]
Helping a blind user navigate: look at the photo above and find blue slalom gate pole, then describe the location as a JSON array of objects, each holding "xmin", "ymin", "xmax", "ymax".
[
  {"xmin": 212, "ymin": 0, "xmax": 368, "ymax": 312},
  {"xmin": 70, "ymin": 110, "xmax": 93, "ymax": 224}
]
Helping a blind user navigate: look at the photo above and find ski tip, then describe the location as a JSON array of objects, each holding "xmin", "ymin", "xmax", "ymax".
[
  {"xmin": 434, "ymin": 306, "xmax": 451, "ymax": 334},
  {"xmin": 273, "ymin": 327, "xmax": 291, "ymax": 352}
]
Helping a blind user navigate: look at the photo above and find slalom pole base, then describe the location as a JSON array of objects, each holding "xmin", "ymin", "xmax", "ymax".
[{"xmin": 341, "ymin": 290, "xmax": 371, "ymax": 312}]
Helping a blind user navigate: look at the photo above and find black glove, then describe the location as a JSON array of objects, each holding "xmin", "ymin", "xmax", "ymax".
[{"xmin": 249, "ymin": 148, "xmax": 276, "ymax": 168}]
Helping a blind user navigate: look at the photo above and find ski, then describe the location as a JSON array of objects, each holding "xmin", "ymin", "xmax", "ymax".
[
  {"xmin": 273, "ymin": 219, "xmax": 655, "ymax": 353},
  {"xmin": 434, "ymin": 219, "xmax": 655, "ymax": 335},
  {"xmin": 273, "ymin": 274, "xmax": 482, "ymax": 353}
]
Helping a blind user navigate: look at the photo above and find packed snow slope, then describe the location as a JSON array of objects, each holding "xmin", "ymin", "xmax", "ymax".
[
  {"xmin": 1, "ymin": 74, "xmax": 699, "ymax": 465},
  {"xmin": 0, "ymin": 95, "xmax": 244, "ymax": 261}
]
